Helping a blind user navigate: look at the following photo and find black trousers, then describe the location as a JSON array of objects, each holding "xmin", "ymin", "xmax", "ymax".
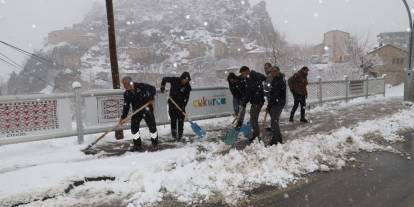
[
  {"xmin": 270, "ymin": 104, "xmax": 284, "ymax": 144},
  {"xmin": 250, "ymin": 103, "xmax": 263, "ymax": 138},
  {"xmin": 169, "ymin": 104, "xmax": 185, "ymax": 137},
  {"xmin": 130, "ymin": 105, "xmax": 157, "ymax": 135},
  {"xmin": 290, "ymin": 93, "xmax": 306, "ymax": 119}
]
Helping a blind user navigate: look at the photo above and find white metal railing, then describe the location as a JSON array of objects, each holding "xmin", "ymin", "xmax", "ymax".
[
  {"xmin": 286, "ymin": 76, "xmax": 386, "ymax": 107},
  {"xmin": 0, "ymin": 77, "xmax": 385, "ymax": 145}
]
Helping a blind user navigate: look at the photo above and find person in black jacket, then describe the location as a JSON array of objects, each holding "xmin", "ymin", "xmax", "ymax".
[
  {"xmin": 160, "ymin": 72, "xmax": 192, "ymax": 141},
  {"xmin": 118, "ymin": 76, "xmax": 158, "ymax": 151},
  {"xmin": 266, "ymin": 66, "xmax": 286, "ymax": 145},
  {"xmin": 239, "ymin": 66, "xmax": 267, "ymax": 143},
  {"xmin": 227, "ymin": 72, "xmax": 245, "ymax": 129},
  {"xmin": 263, "ymin": 62, "xmax": 273, "ymax": 101}
]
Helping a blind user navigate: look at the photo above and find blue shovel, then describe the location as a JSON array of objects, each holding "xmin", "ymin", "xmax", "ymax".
[
  {"xmin": 168, "ymin": 97, "xmax": 206, "ymax": 139},
  {"xmin": 239, "ymin": 122, "xmax": 251, "ymax": 137},
  {"xmin": 224, "ymin": 107, "xmax": 246, "ymax": 145}
]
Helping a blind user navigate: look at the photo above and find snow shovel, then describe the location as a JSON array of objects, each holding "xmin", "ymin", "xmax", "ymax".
[
  {"xmin": 168, "ymin": 97, "xmax": 206, "ymax": 139},
  {"xmin": 239, "ymin": 121, "xmax": 251, "ymax": 138},
  {"xmin": 82, "ymin": 101, "xmax": 153, "ymax": 152},
  {"xmin": 231, "ymin": 107, "xmax": 250, "ymax": 137},
  {"xmin": 223, "ymin": 108, "xmax": 245, "ymax": 145},
  {"xmin": 260, "ymin": 111, "xmax": 272, "ymax": 138}
]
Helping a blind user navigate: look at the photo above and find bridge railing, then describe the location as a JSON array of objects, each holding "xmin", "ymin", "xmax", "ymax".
[{"xmin": 0, "ymin": 76, "xmax": 385, "ymax": 145}]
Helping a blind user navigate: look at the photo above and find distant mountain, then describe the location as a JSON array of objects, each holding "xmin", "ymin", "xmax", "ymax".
[{"xmin": 7, "ymin": 0, "xmax": 281, "ymax": 94}]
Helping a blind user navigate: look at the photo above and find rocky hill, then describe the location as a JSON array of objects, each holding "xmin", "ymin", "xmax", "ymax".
[{"xmin": 7, "ymin": 0, "xmax": 282, "ymax": 94}]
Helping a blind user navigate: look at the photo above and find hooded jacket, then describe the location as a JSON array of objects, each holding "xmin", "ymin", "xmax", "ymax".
[
  {"xmin": 161, "ymin": 72, "xmax": 192, "ymax": 108},
  {"xmin": 227, "ymin": 73, "xmax": 245, "ymax": 99},
  {"xmin": 241, "ymin": 70, "xmax": 267, "ymax": 105},
  {"xmin": 288, "ymin": 70, "xmax": 308, "ymax": 96},
  {"xmin": 268, "ymin": 73, "xmax": 286, "ymax": 108}
]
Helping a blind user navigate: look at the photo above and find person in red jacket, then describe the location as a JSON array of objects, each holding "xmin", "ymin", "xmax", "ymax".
[{"xmin": 288, "ymin": 66, "xmax": 309, "ymax": 123}]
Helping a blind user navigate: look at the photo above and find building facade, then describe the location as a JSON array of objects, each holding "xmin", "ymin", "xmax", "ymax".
[
  {"xmin": 367, "ymin": 45, "xmax": 407, "ymax": 86},
  {"xmin": 323, "ymin": 30, "xmax": 351, "ymax": 63}
]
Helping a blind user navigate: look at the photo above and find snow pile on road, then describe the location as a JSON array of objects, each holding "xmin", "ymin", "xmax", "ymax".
[{"xmin": 1, "ymin": 106, "xmax": 414, "ymax": 207}]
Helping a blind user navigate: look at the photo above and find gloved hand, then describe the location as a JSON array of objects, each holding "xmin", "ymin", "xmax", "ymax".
[{"xmin": 160, "ymin": 86, "xmax": 165, "ymax": 93}]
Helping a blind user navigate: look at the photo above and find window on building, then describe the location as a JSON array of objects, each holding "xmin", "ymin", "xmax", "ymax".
[{"xmin": 400, "ymin": 58, "xmax": 404, "ymax": 65}]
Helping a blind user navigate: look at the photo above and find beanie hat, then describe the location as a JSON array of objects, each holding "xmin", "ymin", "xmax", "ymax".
[{"xmin": 180, "ymin": 71, "xmax": 191, "ymax": 81}]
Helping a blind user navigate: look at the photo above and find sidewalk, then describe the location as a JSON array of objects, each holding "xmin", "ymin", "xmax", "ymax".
[{"xmin": 0, "ymin": 95, "xmax": 413, "ymax": 207}]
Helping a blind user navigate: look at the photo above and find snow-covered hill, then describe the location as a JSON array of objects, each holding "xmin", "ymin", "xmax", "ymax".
[{"xmin": 7, "ymin": 0, "xmax": 280, "ymax": 94}]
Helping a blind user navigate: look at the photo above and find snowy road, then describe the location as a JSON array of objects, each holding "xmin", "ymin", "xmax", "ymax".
[
  {"xmin": 244, "ymin": 132, "xmax": 414, "ymax": 207},
  {"xmin": 1, "ymin": 95, "xmax": 413, "ymax": 207}
]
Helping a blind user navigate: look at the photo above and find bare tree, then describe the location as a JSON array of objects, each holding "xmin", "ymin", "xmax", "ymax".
[{"xmin": 347, "ymin": 34, "xmax": 380, "ymax": 75}]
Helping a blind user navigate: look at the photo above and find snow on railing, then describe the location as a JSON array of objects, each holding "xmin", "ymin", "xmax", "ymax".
[{"xmin": 0, "ymin": 77, "xmax": 385, "ymax": 145}]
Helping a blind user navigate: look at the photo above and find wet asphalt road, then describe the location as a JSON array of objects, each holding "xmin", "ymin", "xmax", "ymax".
[{"xmin": 245, "ymin": 132, "xmax": 414, "ymax": 207}]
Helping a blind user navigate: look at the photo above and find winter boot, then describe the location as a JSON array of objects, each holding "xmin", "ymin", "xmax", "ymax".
[
  {"xmin": 248, "ymin": 135, "xmax": 260, "ymax": 144},
  {"xmin": 248, "ymin": 137, "xmax": 256, "ymax": 144},
  {"xmin": 289, "ymin": 113, "xmax": 294, "ymax": 122},
  {"xmin": 130, "ymin": 132, "xmax": 142, "ymax": 151},
  {"xmin": 171, "ymin": 130, "xmax": 177, "ymax": 140},
  {"xmin": 269, "ymin": 138, "xmax": 278, "ymax": 146},
  {"xmin": 131, "ymin": 138, "xmax": 142, "ymax": 152},
  {"xmin": 300, "ymin": 109, "xmax": 308, "ymax": 123},
  {"xmin": 177, "ymin": 133, "xmax": 183, "ymax": 142},
  {"xmin": 150, "ymin": 132, "xmax": 159, "ymax": 148},
  {"xmin": 151, "ymin": 138, "xmax": 159, "ymax": 148}
]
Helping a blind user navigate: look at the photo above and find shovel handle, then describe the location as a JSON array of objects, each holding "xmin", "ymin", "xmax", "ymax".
[
  {"xmin": 168, "ymin": 97, "xmax": 188, "ymax": 117},
  {"xmin": 83, "ymin": 101, "xmax": 153, "ymax": 151}
]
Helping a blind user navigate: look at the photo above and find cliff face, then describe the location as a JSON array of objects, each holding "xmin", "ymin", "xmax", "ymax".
[{"xmin": 8, "ymin": 0, "xmax": 279, "ymax": 94}]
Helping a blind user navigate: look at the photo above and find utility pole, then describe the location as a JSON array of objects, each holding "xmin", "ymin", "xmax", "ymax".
[
  {"xmin": 402, "ymin": 0, "xmax": 414, "ymax": 102},
  {"xmin": 106, "ymin": 0, "xmax": 123, "ymax": 139}
]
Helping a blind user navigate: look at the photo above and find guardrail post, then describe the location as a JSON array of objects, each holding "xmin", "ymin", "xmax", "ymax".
[
  {"xmin": 318, "ymin": 76, "xmax": 323, "ymax": 106},
  {"xmin": 365, "ymin": 75, "xmax": 369, "ymax": 99},
  {"xmin": 344, "ymin": 75, "xmax": 349, "ymax": 103},
  {"xmin": 73, "ymin": 81, "xmax": 84, "ymax": 144}
]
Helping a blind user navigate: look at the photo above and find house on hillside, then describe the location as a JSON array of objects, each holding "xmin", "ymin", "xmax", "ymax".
[{"xmin": 367, "ymin": 44, "xmax": 407, "ymax": 85}]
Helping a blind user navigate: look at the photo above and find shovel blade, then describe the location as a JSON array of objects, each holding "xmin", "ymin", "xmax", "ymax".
[
  {"xmin": 190, "ymin": 121, "xmax": 206, "ymax": 139},
  {"xmin": 224, "ymin": 128, "xmax": 239, "ymax": 145},
  {"xmin": 239, "ymin": 122, "xmax": 251, "ymax": 137}
]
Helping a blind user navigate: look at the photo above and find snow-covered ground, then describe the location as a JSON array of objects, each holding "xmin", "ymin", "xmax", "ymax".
[
  {"xmin": 0, "ymin": 85, "xmax": 412, "ymax": 207},
  {"xmin": 385, "ymin": 83, "xmax": 404, "ymax": 97}
]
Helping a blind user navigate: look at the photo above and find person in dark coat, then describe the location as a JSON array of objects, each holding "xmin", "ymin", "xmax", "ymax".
[
  {"xmin": 266, "ymin": 66, "xmax": 286, "ymax": 145},
  {"xmin": 263, "ymin": 62, "xmax": 273, "ymax": 101},
  {"xmin": 160, "ymin": 72, "xmax": 192, "ymax": 141},
  {"xmin": 288, "ymin": 66, "xmax": 309, "ymax": 123},
  {"xmin": 227, "ymin": 72, "xmax": 245, "ymax": 129},
  {"xmin": 239, "ymin": 66, "xmax": 267, "ymax": 143},
  {"xmin": 118, "ymin": 76, "xmax": 158, "ymax": 151}
]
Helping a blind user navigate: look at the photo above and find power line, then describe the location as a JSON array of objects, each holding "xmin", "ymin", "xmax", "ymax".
[
  {"xmin": 0, "ymin": 50, "xmax": 67, "ymax": 92},
  {"xmin": 0, "ymin": 40, "xmax": 68, "ymax": 69},
  {"xmin": 0, "ymin": 55, "xmax": 23, "ymax": 71},
  {"xmin": 0, "ymin": 51, "xmax": 24, "ymax": 69}
]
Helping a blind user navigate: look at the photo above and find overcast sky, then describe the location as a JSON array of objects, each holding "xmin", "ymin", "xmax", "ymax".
[
  {"xmin": 0, "ymin": 0, "xmax": 412, "ymax": 80},
  {"xmin": 252, "ymin": 0, "xmax": 412, "ymax": 45},
  {"xmin": 0, "ymin": 0, "xmax": 97, "ymax": 80}
]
